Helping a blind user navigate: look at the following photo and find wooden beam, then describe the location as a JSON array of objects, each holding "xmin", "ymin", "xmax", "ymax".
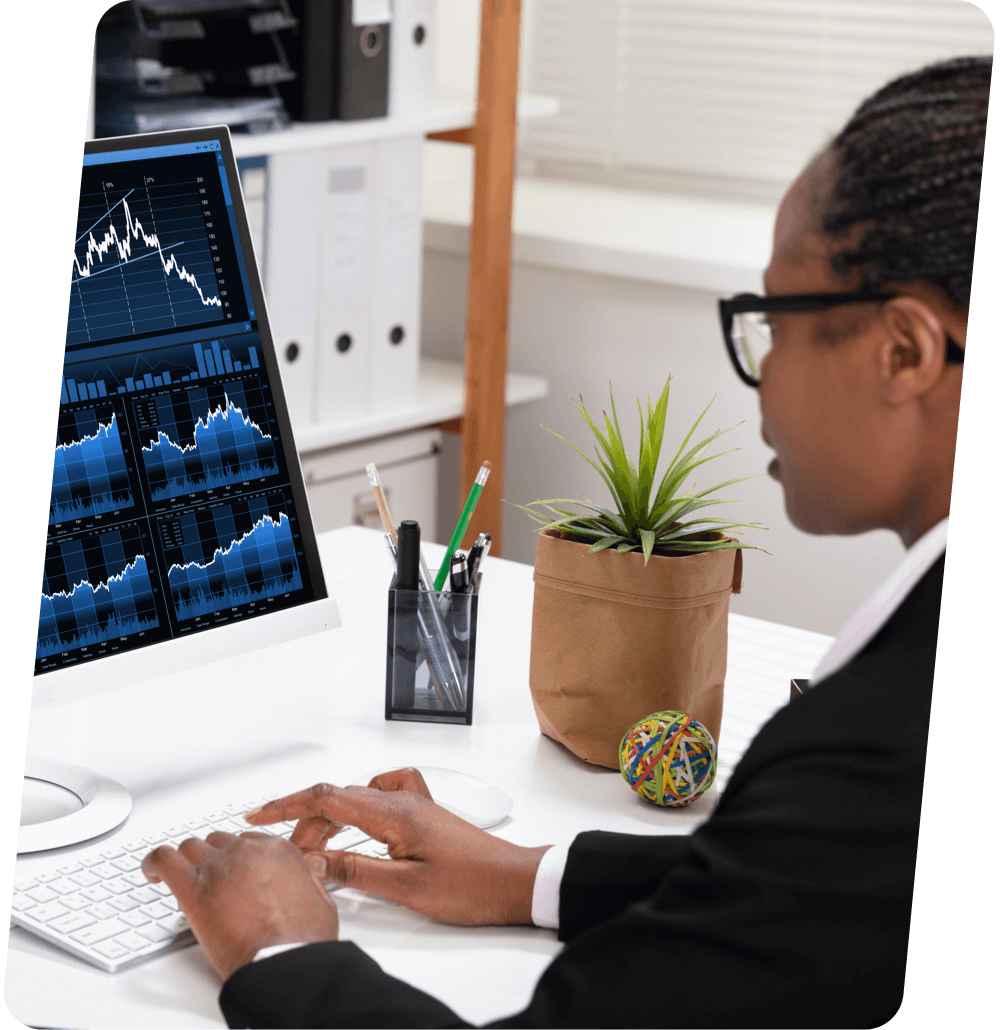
[
  {"xmin": 460, "ymin": 0, "xmax": 521, "ymax": 557},
  {"xmin": 435, "ymin": 417, "xmax": 463, "ymax": 435},
  {"xmin": 426, "ymin": 127, "xmax": 475, "ymax": 145}
]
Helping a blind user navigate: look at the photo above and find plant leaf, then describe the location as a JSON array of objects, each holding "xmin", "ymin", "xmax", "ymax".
[{"xmin": 639, "ymin": 527, "xmax": 656, "ymax": 565}]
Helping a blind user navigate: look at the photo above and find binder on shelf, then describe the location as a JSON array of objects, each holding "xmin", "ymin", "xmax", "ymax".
[
  {"xmin": 264, "ymin": 149, "xmax": 323, "ymax": 428},
  {"xmin": 314, "ymin": 143, "xmax": 375, "ymax": 423},
  {"xmin": 336, "ymin": 0, "xmax": 392, "ymax": 120},
  {"xmin": 279, "ymin": 1, "xmax": 391, "ymax": 122},
  {"xmin": 388, "ymin": 0, "xmax": 436, "ymax": 117},
  {"xmin": 369, "ymin": 134, "xmax": 422, "ymax": 412}
]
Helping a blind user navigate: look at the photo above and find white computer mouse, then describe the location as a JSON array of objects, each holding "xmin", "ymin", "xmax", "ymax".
[{"xmin": 358, "ymin": 767, "xmax": 513, "ymax": 829}]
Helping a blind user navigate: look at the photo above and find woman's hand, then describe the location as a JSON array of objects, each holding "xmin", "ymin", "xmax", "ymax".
[
  {"xmin": 245, "ymin": 770, "xmax": 550, "ymax": 927},
  {"xmin": 141, "ymin": 831, "xmax": 339, "ymax": 981}
]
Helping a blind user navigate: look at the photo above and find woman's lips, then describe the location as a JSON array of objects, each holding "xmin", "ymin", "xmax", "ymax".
[{"xmin": 768, "ymin": 457, "xmax": 781, "ymax": 480}]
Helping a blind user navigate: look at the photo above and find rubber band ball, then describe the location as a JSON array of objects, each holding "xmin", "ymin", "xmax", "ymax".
[{"xmin": 619, "ymin": 710, "xmax": 717, "ymax": 807}]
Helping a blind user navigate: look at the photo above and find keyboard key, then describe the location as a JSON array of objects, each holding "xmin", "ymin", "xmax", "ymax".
[
  {"xmin": 56, "ymin": 863, "xmax": 83, "ymax": 876},
  {"xmin": 69, "ymin": 871, "xmax": 101, "ymax": 888},
  {"xmin": 143, "ymin": 832, "xmax": 167, "ymax": 846},
  {"xmin": 70, "ymin": 918, "xmax": 128, "ymax": 946},
  {"xmin": 48, "ymin": 878, "xmax": 80, "ymax": 896},
  {"xmin": 11, "ymin": 895, "xmax": 38, "ymax": 913},
  {"xmin": 124, "ymin": 870, "xmax": 149, "ymax": 887},
  {"xmin": 161, "ymin": 895, "xmax": 179, "ymax": 911},
  {"xmin": 24, "ymin": 902, "xmax": 70, "ymax": 924},
  {"xmin": 111, "ymin": 856, "xmax": 141, "ymax": 873},
  {"xmin": 115, "ymin": 930, "xmax": 152, "ymax": 952},
  {"xmin": 130, "ymin": 887, "xmax": 158, "ymax": 905},
  {"xmin": 89, "ymin": 903, "xmax": 118, "ymax": 921},
  {"xmin": 25, "ymin": 886, "xmax": 58, "ymax": 904},
  {"xmin": 61, "ymin": 893, "xmax": 93, "ymax": 912},
  {"xmin": 35, "ymin": 870, "xmax": 62, "ymax": 884},
  {"xmin": 14, "ymin": 877, "xmax": 38, "ymax": 892},
  {"xmin": 50, "ymin": 912, "xmax": 97, "ymax": 935},
  {"xmin": 331, "ymin": 827, "xmax": 370, "ymax": 849},
  {"xmin": 185, "ymin": 817, "xmax": 208, "ymax": 831},
  {"xmin": 80, "ymin": 885, "xmax": 112, "ymax": 903},
  {"xmin": 100, "ymin": 847, "xmax": 126, "ymax": 861},
  {"xmin": 93, "ymin": 940, "xmax": 131, "ymax": 960},
  {"xmin": 121, "ymin": 840, "xmax": 147, "ymax": 852},
  {"xmin": 137, "ymin": 923, "xmax": 173, "ymax": 943},
  {"xmin": 91, "ymin": 863, "xmax": 121, "ymax": 881},
  {"xmin": 142, "ymin": 902, "xmax": 171, "ymax": 920},
  {"xmin": 108, "ymin": 895, "xmax": 141, "ymax": 913},
  {"xmin": 164, "ymin": 826, "xmax": 189, "ymax": 839},
  {"xmin": 157, "ymin": 913, "xmax": 189, "ymax": 935},
  {"xmin": 79, "ymin": 855, "xmax": 105, "ymax": 868},
  {"xmin": 203, "ymin": 812, "xmax": 227, "ymax": 824},
  {"xmin": 104, "ymin": 879, "xmax": 134, "ymax": 896},
  {"xmin": 210, "ymin": 820, "xmax": 243, "ymax": 835},
  {"xmin": 223, "ymin": 803, "xmax": 247, "ymax": 817},
  {"xmin": 118, "ymin": 910, "xmax": 150, "ymax": 928},
  {"xmin": 149, "ymin": 882, "xmax": 173, "ymax": 897}
]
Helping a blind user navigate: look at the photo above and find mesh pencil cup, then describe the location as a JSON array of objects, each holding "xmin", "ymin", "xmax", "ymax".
[{"xmin": 385, "ymin": 576, "xmax": 478, "ymax": 724}]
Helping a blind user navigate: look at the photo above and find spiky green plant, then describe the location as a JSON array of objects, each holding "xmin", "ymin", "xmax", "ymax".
[{"xmin": 519, "ymin": 378, "xmax": 765, "ymax": 564}]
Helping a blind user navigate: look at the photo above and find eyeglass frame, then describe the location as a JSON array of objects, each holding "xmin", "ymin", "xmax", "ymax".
[{"xmin": 718, "ymin": 291, "xmax": 966, "ymax": 388}]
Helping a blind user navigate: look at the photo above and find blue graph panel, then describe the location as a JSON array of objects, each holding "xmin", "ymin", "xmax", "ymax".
[
  {"xmin": 139, "ymin": 380, "xmax": 278, "ymax": 500},
  {"xmin": 50, "ymin": 409, "xmax": 133, "ymax": 524},
  {"xmin": 166, "ymin": 500, "xmax": 302, "ymax": 620},
  {"xmin": 38, "ymin": 527, "xmax": 160, "ymax": 658}
]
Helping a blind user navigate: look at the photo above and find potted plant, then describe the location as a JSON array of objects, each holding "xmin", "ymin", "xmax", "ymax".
[{"xmin": 520, "ymin": 378, "xmax": 763, "ymax": 769}]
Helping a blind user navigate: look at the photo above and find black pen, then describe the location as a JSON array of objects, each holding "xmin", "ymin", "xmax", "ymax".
[
  {"xmin": 450, "ymin": 551, "xmax": 469, "ymax": 593},
  {"xmin": 396, "ymin": 521, "xmax": 421, "ymax": 591},
  {"xmin": 466, "ymin": 533, "xmax": 491, "ymax": 591}
]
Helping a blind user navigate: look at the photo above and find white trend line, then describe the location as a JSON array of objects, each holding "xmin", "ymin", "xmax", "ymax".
[
  {"xmin": 55, "ymin": 412, "xmax": 118, "ymax": 454},
  {"xmin": 73, "ymin": 197, "xmax": 222, "ymax": 309},
  {"xmin": 141, "ymin": 393, "xmax": 272, "ymax": 457},
  {"xmin": 167, "ymin": 512, "xmax": 289, "ymax": 578},
  {"xmin": 42, "ymin": 554, "xmax": 148, "ymax": 603}
]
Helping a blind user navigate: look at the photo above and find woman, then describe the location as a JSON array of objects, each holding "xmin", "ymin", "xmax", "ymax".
[{"xmin": 142, "ymin": 57, "xmax": 990, "ymax": 1028}]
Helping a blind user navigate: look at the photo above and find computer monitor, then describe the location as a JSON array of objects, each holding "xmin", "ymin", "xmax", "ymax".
[{"xmin": 22, "ymin": 126, "xmax": 340, "ymax": 853}]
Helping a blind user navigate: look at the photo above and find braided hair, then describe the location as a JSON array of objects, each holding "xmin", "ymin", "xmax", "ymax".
[{"xmin": 821, "ymin": 56, "xmax": 992, "ymax": 311}]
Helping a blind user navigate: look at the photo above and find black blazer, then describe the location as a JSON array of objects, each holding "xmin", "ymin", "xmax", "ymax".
[{"xmin": 220, "ymin": 556, "xmax": 944, "ymax": 1029}]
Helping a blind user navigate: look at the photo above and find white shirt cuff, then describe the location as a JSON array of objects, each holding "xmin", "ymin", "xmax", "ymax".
[
  {"xmin": 253, "ymin": 941, "xmax": 309, "ymax": 962},
  {"xmin": 531, "ymin": 844, "xmax": 569, "ymax": 929}
]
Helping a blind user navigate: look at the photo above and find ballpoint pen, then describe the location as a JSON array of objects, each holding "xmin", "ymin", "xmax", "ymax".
[
  {"xmin": 435, "ymin": 460, "xmax": 491, "ymax": 590},
  {"xmin": 467, "ymin": 533, "xmax": 492, "ymax": 591}
]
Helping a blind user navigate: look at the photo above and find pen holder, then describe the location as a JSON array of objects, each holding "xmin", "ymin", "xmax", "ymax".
[{"xmin": 386, "ymin": 576, "xmax": 478, "ymax": 724}]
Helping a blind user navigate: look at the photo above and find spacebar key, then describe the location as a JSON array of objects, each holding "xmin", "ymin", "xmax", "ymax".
[{"xmin": 70, "ymin": 918, "xmax": 129, "ymax": 946}]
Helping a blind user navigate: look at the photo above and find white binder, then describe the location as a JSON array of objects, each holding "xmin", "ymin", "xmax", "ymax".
[
  {"xmin": 313, "ymin": 143, "xmax": 375, "ymax": 423},
  {"xmin": 369, "ymin": 134, "xmax": 423, "ymax": 412},
  {"xmin": 388, "ymin": 0, "xmax": 437, "ymax": 117},
  {"xmin": 264, "ymin": 149, "xmax": 323, "ymax": 428}
]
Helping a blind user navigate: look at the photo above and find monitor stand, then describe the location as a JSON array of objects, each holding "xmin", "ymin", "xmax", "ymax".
[{"xmin": 18, "ymin": 757, "xmax": 131, "ymax": 854}]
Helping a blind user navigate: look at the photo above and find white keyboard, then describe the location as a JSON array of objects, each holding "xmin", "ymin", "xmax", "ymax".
[{"xmin": 10, "ymin": 795, "xmax": 388, "ymax": 973}]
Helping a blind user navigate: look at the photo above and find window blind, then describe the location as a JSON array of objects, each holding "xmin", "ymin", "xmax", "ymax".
[{"xmin": 520, "ymin": 0, "xmax": 994, "ymax": 200}]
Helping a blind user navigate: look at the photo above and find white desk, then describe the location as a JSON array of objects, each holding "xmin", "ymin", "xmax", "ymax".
[{"xmin": 5, "ymin": 527, "xmax": 833, "ymax": 1029}]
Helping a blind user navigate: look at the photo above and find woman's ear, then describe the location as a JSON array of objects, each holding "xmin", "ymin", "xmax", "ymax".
[{"xmin": 876, "ymin": 297, "xmax": 953, "ymax": 403}]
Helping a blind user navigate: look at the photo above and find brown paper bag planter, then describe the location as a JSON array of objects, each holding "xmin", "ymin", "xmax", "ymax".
[{"xmin": 529, "ymin": 529, "xmax": 743, "ymax": 769}]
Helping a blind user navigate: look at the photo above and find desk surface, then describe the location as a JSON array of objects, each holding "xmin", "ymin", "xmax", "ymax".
[{"xmin": 5, "ymin": 527, "xmax": 833, "ymax": 1028}]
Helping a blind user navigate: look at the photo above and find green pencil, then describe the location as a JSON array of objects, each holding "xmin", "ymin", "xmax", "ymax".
[{"xmin": 435, "ymin": 460, "xmax": 492, "ymax": 590}]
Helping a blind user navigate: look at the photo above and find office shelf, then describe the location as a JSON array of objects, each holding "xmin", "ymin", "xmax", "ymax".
[
  {"xmin": 294, "ymin": 357, "xmax": 548, "ymax": 454},
  {"xmin": 229, "ymin": 91, "xmax": 558, "ymax": 157}
]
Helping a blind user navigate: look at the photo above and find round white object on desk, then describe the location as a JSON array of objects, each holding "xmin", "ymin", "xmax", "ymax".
[{"xmin": 359, "ymin": 766, "xmax": 514, "ymax": 829}]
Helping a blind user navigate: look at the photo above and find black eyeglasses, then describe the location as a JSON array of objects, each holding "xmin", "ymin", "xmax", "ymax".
[{"xmin": 719, "ymin": 291, "xmax": 966, "ymax": 388}]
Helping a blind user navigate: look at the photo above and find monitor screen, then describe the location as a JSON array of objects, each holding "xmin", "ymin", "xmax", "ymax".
[{"xmin": 37, "ymin": 128, "xmax": 326, "ymax": 677}]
